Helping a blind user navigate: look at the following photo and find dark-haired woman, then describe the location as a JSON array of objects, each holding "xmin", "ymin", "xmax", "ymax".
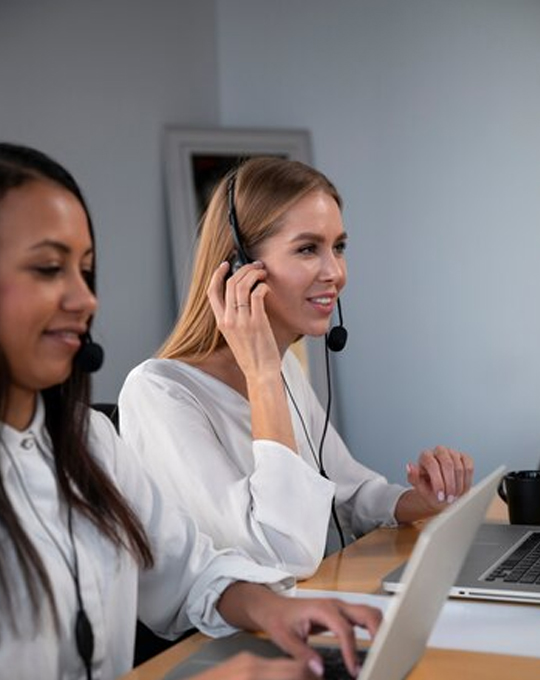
[
  {"xmin": 120, "ymin": 157, "xmax": 474, "ymax": 578},
  {"xmin": 0, "ymin": 143, "xmax": 380, "ymax": 680}
]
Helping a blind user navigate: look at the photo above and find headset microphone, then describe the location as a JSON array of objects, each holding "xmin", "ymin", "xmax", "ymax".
[
  {"xmin": 76, "ymin": 332, "xmax": 104, "ymax": 373},
  {"xmin": 326, "ymin": 298, "xmax": 348, "ymax": 352}
]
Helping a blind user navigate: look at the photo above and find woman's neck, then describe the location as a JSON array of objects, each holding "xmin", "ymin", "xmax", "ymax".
[
  {"xmin": 187, "ymin": 347, "xmax": 249, "ymax": 398},
  {"xmin": 4, "ymin": 387, "xmax": 37, "ymax": 431}
]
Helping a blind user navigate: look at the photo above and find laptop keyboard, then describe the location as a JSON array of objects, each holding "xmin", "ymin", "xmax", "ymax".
[
  {"xmin": 317, "ymin": 646, "xmax": 368, "ymax": 679},
  {"xmin": 485, "ymin": 531, "xmax": 540, "ymax": 584}
]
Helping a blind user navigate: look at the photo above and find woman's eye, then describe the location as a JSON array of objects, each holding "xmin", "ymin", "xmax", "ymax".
[
  {"xmin": 33, "ymin": 265, "xmax": 62, "ymax": 278},
  {"xmin": 334, "ymin": 241, "xmax": 347, "ymax": 254},
  {"xmin": 82, "ymin": 269, "xmax": 93, "ymax": 286},
  {"xmin": 298, "ymin": 244, "xmax": 316, "ymax": 255}
]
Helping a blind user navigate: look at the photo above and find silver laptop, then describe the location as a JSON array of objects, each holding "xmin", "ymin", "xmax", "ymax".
[
  {"xmin": 163, "ymin": 466, "xmax": 504, "ymax": 680},
  {"xmin": 384, "ymin": 520, "xmax": 540, "ymax": 604}
]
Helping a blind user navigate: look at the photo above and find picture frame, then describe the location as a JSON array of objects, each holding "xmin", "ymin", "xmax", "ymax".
[{"xmin": 163, "ymin": 126, "xmax": 332, "ymax": 410}]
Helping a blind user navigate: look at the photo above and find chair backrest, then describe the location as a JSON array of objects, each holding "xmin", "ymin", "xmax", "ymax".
[{"xmin": 92, "ymin": 403, "xmax": 119, "ymax": 433}]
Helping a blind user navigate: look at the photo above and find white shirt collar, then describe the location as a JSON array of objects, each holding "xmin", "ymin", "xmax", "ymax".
[{"xmin": 0, "ymin": 396, "xmax": 52, "ymax": 472}]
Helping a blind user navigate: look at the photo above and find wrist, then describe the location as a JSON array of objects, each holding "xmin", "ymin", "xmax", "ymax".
[{"xmin": 395, "ymin": 489, "xmax": 439, "ymax": 523}]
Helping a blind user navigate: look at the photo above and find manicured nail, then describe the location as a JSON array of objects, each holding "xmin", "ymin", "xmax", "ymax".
[
  {"xmin": 437, "ymin": 491, "xmax": 445, "ymax": 503},
  {"xmin": 447, "ymin": 495, "xmax": 455, "ymax": 504},
  {"xmin": 308, "ymin": 658, "xmax": 324, "ymax": 677}
]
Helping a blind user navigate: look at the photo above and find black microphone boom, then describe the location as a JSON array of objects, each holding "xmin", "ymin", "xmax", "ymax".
[
  {"xmin": 326, "ymin": 298, "xmax": 348, "ymax": 352},
  {"xmin": 76, "ymin": 332, "xmax": 104, "ymax": 373}
]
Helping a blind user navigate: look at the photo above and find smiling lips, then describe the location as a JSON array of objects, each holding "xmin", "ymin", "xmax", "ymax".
[
  {"xmin": 43, "ymin": 327, "xmax": 85, "ymax": 350},
  {"xmin": 307, "ymin": 295, "xmax": 336, "ymax": 313}
]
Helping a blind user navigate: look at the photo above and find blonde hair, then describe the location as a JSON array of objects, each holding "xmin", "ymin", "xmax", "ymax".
[{"xmin": 159, "ymin": 156, "xmax": 342, "ymax": 361}]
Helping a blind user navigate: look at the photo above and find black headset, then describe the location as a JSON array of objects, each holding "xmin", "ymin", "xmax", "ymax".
[
  {"xmin": 226, "ymin": 171, "xmax": 348, "ymax": 548},
  {"xmin": 76, "ymin": 332, "xmax": 104, "ymax": 373},
  {"xmin": 227, "ymin": 174, "xmax": 251, "ymax": 273}
]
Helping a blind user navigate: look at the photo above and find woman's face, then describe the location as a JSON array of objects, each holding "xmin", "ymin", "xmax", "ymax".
[
  {"xmin": 0, "ymin": 179, "xmax": 97, "ymax": 404},
  {"xmin": 256, "ymin": 189, "xmax": 347, "ymax": 350}
]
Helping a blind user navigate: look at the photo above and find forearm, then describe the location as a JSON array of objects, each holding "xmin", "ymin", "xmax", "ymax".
[
  {"xmin": 247, "ymin": 373, "xmax": 297, "ymax": 452},
  {"xmin": 217, "ymin": 582, "xmax": 279, "ymax": 631}
]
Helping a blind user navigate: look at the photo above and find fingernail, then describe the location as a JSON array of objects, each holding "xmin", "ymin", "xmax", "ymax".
[
  {"xmin": 447, "ymin": 495, "xmax": 455, "ymax": 504},
  {"xmin": 308, "ymin": 658, "xmax": 324, "ymax": 677},
  {"xmin": 406, "ymin": 463, "xmax": 412, "ymax": 474},
  {"xmin": 437, "ymin": 491, "xmax": 445, "ymax": 503}
]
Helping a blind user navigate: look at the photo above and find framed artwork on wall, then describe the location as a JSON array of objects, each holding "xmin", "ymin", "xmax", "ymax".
[
  {"xmin": 163, "ymin": 126, "xmax": 312, "ymax": 303},
  {"xmin": 163, "ymin": 126, "xmax": 333, "ymax": 412}
]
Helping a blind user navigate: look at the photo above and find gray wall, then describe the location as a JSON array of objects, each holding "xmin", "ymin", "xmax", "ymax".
[
  {"xmin": 0, "ymin": 0, "xmax": 219, "ymax": 401},
  {"xmin": 2, "ymin": 1, "xmax": 540, "ymax": 484},
  {"xmin": 217, "ymin": 0, "xmax": 540, "ymax": 482}
]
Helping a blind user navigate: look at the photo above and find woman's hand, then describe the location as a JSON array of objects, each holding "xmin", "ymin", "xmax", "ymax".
[
  {"xmin": 218, "ymin": 583, "xmax": 382, "ymax": 678},
  {"xmin": 207, "ymin": 261, "xmax": 281, "ymax": 379},
  {"xmin": 192, "ymin": 652, "xmax": 320, "ymax": 680},
  {"xmin": 396, "ymin": 446, "xmax": 474, "ymax": 521}
]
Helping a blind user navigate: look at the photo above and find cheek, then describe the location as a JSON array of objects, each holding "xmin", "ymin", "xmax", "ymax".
[
  {"xmin": 0, "ymin": 282, "xmax": 40, "ymax": 346},
  {"xmin": 340, "ymin": 261, "xmax": 348, "ymax": 287}
]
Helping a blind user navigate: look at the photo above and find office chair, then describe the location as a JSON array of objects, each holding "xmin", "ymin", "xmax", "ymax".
[
  {"xmin": 92, "ymin": 402, "xmax": 120, "ymax": 431},
  {"xmin": 91, "ymin": 402, "xmax": 194, "ymax": 666}
]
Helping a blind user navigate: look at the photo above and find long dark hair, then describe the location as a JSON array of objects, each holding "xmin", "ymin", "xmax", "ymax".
[{"xmin": 0, "ymin": 143, "xmax": 153, "ymax": 630}]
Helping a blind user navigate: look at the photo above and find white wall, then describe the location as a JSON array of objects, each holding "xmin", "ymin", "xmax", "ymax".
[
  {"xmin": 0, "ymin": 0, "xmax": 219, "ymax": 401},
  {"xmin": 2, "ymin": 1, "xmax": 540, "ymax": 484},
  {"xmin": 217, "ymin": 0, "xmax": 540, "ymax": 482}
]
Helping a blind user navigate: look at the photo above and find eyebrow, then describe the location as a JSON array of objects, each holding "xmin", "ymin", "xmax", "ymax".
[
  {"xmin": 289, "ymin": 231, "xmax": 348, "ymax": 243},
  {"xmin": 29, "ymin": 239, "xmax": 94, "ymax": 257}
]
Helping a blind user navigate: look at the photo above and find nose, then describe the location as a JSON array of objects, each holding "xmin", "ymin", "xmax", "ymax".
[
  {"xmin": 62, "ymin": 270, "xmax": 98, "ymax": 317},
  {"xmin": 320, "ymin": 250, "xmax": 347, "ymax": 289}
]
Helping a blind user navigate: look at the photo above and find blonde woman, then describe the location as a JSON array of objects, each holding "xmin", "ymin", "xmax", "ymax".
[{"xmin": 120, "ymin": 157, "xmax": 473, "ymax": 578}]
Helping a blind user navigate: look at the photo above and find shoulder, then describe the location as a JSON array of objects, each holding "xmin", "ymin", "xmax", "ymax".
[
  {"xmin": 120, "ymin": 358, "xmax": 218, "ymax": 414},
  {"xmin": 121, "ymin": 358, "xmax": 195, "ymax": 395},
  {"xmin": 124, "ymin": 358, "xmax": 180, "ymax": 383},
  {"xmin": 87, "ymin": 407, "xmax": 129, "ymax": 475}
]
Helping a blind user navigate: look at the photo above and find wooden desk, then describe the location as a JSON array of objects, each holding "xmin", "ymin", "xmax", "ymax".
[{"xmin": 120, "ymin": 496, "xmax": 540, "ymax": 680}]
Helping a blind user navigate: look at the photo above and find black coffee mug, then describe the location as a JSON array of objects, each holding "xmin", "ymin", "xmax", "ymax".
[{"xmin": 498, "ymin": 470, "xmax": 540, "ymax": 525}]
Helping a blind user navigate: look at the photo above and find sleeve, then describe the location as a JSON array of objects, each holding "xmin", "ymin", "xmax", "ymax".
[
  {"xmin": 118, "ymin": 363, "xmax": 335, "ymax": 579},
  {"xmin": 89, "ymin": 412, "xmax": 294, "ymax": 640},
  {"xmin": 283, "ymin": 353, "xmax": 408, "ymax": 538}
]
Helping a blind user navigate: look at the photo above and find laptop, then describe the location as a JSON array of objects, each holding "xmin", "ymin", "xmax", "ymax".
[
  {"xmin": 384, "ymin": 519, "xmax": 540, "ymax": 604},
  {"xmin": 163, "ymin": 466, "xmax": 505, "ymax": 680}
]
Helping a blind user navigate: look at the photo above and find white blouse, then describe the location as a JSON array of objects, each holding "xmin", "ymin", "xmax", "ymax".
[
  {"xmin": 119, "ymin": 351, "xmax": 406, "ymax": 578},
  {"xmin": 0, "ymin": 398, "xmax": 292, "ymax": 680}
]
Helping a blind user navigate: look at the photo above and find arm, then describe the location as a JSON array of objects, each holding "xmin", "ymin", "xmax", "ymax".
[
  {"xmin": 189, "ymin": 652, "xmax": 318, "ymax": 680},
  {"xmin": 93, "ymin": 411, "xmax": 380, "ymax": 676},
  {"xmin": 91, "ymin": 412, "xmax": 297, "ymax": 638},
  {"xmin": 118, "ymin": 363, "xmax": 335, "ymax": 577},
  {"xmin": 287, "ymin": 356, "xmax": 474, "ymax": 531},
  {"xmin": 207, "ymin": 260, "xmax": 297, "ymax": 449},
  {"xmin": 218, "ymin": 582, "xmax": 381, "ymax": 678}
]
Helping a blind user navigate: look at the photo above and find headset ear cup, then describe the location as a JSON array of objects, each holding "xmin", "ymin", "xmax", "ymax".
[{"xmin": 227, "ymin": 253, "xmax": 245, "ymax": 278}]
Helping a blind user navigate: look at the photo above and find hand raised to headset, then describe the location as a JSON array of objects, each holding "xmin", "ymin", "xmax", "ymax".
[
  {"xmin": 207, "ymin": 260, "xmax": 282, "ymax": 381},
  {"xmin": 207, "ymin": 260, "xmax": 298, "ymax": 450}
]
